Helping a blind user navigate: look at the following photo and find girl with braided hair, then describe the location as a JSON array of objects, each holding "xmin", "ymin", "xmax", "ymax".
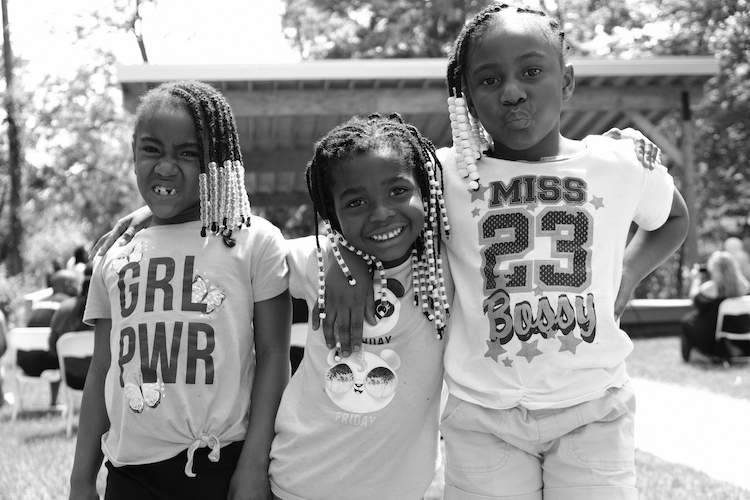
[
  {"xmin": 322, "ymin": 5, "xmax": 689, "ymax": 500},
  {"xmin": 268, "ymin": 113, "xmax": 452, "ymax": 500},
  {"xmin": 69, "ymin": 80, "xmax": 291, "ymax": 500}
]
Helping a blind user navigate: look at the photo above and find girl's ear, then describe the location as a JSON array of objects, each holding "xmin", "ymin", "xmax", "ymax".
[{"xmin": 562, "ymin": 63, "xmax": 576, "ymax": 102}]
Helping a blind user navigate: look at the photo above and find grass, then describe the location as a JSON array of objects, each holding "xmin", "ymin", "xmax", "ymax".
[{"xmin": 1, "ymin": 336, "xmax": 748, "ymax": 500}]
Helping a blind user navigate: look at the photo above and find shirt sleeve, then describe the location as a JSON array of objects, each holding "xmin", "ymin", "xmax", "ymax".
[
  {"xmin": 83, "ymin": 254, "xmax": 111, "ymax": 325},
  {"xmin": 249, "ymin": 221, "xmax": 290, "ymax": 303}
]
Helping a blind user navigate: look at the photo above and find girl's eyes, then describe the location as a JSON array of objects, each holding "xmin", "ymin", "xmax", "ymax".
[
  {"xmin": 345, "ymin": 199, "xmax": 365, "ymax": 209},
  {"xmin": 480, "ymin": 76, "xmax": 500, "ymax": 86},
  {"xmin": 390, "ymin": 187, "xmax": 409, "ymax": 196},
  {"xmin": 525, "ymin": 67, "xmax": 542, "ymax": 77}
]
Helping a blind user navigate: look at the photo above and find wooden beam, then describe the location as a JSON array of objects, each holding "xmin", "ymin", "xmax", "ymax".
[{"xmin": 220, "ymin": 85, "xmax": 709, "ymax": 118}]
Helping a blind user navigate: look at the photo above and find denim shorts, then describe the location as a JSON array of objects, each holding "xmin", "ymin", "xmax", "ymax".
[{"xmin": 440, "ymin": 383, "xmax": 638, "ymax": 500}]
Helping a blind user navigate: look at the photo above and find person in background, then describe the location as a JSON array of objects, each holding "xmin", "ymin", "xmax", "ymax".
[
  {"xmin": 0, "ymin": 308, "xmax": 7, "ymax": 407},
  {"xmin": 681, "ymin": 250, "xmax": 750, "ymax": 361},
  {"xmin": 48, "ymin": 263, "xmax": 95, "ymax": 391},
  {"xmin": 17, "ymin": 268, "xmax": 81, "ymax": 408}
]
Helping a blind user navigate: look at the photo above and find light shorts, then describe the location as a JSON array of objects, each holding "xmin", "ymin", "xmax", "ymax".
[{"xmin": 439, "ymin": 382, "xmax": 638, "ymax": 500}]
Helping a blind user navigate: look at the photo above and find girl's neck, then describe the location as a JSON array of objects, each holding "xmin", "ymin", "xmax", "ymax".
[
  {"xmin": 490, "ymin": 135, "xmax": 584, "ymax": 162},
  {"xmin": 380, "ymin": 248, "xmax": 413, "ymax": 269}
]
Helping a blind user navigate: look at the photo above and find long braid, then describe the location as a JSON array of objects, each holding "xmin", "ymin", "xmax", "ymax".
[
  {"xmin": 306, "ymin": 113, "xmax": 450, "ymax": 338},
  {"xmin": 446, "ymin": 4, "xmax": 568, "ymax": 191},
  {"xmin": 134, "ymin": 80, "xmax": 250, "ymax": 246}
]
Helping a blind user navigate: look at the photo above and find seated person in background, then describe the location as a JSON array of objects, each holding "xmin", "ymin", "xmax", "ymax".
[
  {"xmin": 0, "ymin": 309, "xmax": 7, "ymax": 407},
  {"xmin": 48, "ymin": 264, "xmax": 94, "ymax": 391},
  {"xmin": 17, "ymin": 268, "xmax": 81, "ymax": 407},
  {"xmin": 26, "ymin": 269, "xmax": 81, "ymax": 327},
  {"xmin": 681, "ymin": 250, "xmax": 750, "ymax": 360}
]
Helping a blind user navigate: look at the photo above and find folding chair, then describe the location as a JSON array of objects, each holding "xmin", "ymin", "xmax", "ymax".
[
  {"xmin": 715, "ymin": 296, "xmax": 750, "ymax": 362},
  {"xmin": 6, "ymin": 327, "xmax": 61, "ymax": 420},
  {"xmin": 56, "ymin": 330, "xmax": 95, "ymax": 437}
]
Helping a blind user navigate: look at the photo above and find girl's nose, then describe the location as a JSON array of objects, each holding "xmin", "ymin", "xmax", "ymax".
[
  {"xmin": 154, "ymin": 157, "xmax": 178, "ymax": 175},
  {"xmin": 370, "ymin": 203, "xmax": 395, "ymax": 222},
  {"xmin": 501, "ymin": 80, "xmax": 527, "ymax": 105}
]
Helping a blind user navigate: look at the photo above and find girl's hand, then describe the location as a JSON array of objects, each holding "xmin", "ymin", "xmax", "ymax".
[
  {"xmin": 228, "ymin": 469, "xmax": 273, "ymax": 500},
  {"xmin": 603, "ymin": 127, "xmax": 661, "ymax": 169},
  {"xmin": 312, "ymin": 245, "xmax": 376, "ymax": 358},
  {"xmin": 89, "ymin": 206, "xmax": 153, "ymax": 258}
]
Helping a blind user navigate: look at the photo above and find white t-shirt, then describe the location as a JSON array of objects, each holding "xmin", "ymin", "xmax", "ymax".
[
  {"xmin": 270, "ymin": 236, "xmax": 447, "ymax": 500},
  {"xmin": 85, "ymin": 218, "xmax": 288, "ymax": 468},
  {"xmin": 439, "ymin": 135, "xmax": 675, "ymax": 410}
]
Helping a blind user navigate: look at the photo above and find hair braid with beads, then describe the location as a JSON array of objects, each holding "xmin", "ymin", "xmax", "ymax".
[
  {"xmin": 306, "ymin": 113, "xmax": 451, "ymax": 338},
  {"xmin": 134, "ymin": 80, "xmax": 252, "ymax": 246},
  {"xmin": 446, "ymin": 4, "xmax": 569, "ymax": 190}
]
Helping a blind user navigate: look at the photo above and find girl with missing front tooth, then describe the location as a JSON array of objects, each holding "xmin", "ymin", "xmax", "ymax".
[{"xmin": 69, "ymin": 80, "xmax": 291, "ymax": 500}]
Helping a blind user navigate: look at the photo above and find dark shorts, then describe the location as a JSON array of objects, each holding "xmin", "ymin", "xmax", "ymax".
[{"xmin": 104, "ymin": 440, "xmax": 244, "ymax": 500}]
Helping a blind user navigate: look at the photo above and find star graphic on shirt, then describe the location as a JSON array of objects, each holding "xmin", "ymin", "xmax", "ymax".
[
  {"xmin": 501, "ymin": 357, "xmax": 514, "ymax": 367},
  {"xmin": 563, "ymin": 203, "xmax": 579, "ymax": 215},
  {"xmin": 589, "ymin": 195, "xmax": 605, "ymax": 210},
  {"xmin": 533, "ymin": 284, "xmax": 544, "ymax": 296},
  {"xmin": 470, "ymin": 184, "xmax": 490, "ymax": 202},
  {"xmin": 526, "ymin": 200, "xmax": 539, "ymax": 212},
  {"xmin": 484, "ymin": 339, "xmax": 507, "ymax": 362},
  {"xmin": 516, "ymin": 339, "xmax": 543, "ymax": 363},
  {"xmin": 471, "ymin": 207, "xmax": 481, "ymax": 217},
  {"xmin": 557, "ymin": 333, "xmax": 584, "ymax": 354}
]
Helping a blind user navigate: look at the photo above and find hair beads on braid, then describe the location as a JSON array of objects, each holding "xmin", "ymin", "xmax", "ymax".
[
  {"xmin": 134, "ymin": 80, "xmax": 251, "ymax": 246},
  {"xmin": 307, "ymin": 113, "xmax": 451, "ymax": 338},
  {"xmin": 446, "ymin": 4, "xmax": 569, "ymax": 191}
]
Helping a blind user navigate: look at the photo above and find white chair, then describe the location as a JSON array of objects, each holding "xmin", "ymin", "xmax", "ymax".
[
  {"xmin": 6, "ymin": 327, "xmax": 61, "ymax": 420},
  {"xmin": 56, "ymin": 330, "xmax": 95, "ymax": 437},
  {"xmin": 715, "ymin": 296, "xmax": 750, "ymax": 361}
]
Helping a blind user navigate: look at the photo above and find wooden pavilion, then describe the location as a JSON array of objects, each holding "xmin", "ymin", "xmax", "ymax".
[{"xmin": 116, "ymin": 56, "xmax": 719, "ymax": 264}]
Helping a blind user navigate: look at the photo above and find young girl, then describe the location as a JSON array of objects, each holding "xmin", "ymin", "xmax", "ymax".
[
  {"xmin": 69, "ymin": 80, "xmax": 291, "ymax": 500},
  {"xmin": 269, "ymin": 113, "xmax": 451, "ymax": 500},
  {"xmin": 324, "ymin": 5, "xmax": 690, "ymax": 500}
]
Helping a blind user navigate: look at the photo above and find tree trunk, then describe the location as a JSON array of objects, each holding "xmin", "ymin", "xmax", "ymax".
[{"xmin": 1, "ymin": 0, "xmax": 24, "ymax": 276}]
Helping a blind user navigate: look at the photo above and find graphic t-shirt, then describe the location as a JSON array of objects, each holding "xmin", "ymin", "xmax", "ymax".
[
  {"xmin": 84, "ymin": 218, "xmax": 288, "ymax": 468},
  {"xmin": 439, "ymin": 136, "xmax": 675, "ymax": 410},
  {"xmin": 269, "ymin": 236, "xmax": 447, "ymax": 500}
]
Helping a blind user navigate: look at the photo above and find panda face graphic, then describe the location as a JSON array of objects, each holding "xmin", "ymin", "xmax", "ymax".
[{"xmin": 325, "ymin": 349, "xmax": 401, "ymax": 413}]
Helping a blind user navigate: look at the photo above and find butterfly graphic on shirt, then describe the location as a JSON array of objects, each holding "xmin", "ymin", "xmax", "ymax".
[
  {"xmin": 112, "ymin": 242, "xmax": 144, "ymax": 274},
  {"xmin": 191, "ymin": 275, "xmax": 226, "ymax": 314},
  {"xmin": 124, "ymin": 377, "xmax": 164, "ymax": 413}
]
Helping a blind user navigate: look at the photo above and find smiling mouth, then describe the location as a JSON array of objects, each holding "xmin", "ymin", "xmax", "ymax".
[
  {"xmin": 370, "ymin": 227, "xmax": 404, "ymax": 242},
  {"xmin": 153, "ymin": 185, "xmax": 178, "ymax": 196}
]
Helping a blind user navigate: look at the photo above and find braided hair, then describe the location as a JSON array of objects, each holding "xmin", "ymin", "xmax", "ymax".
[
  {"xmin": 134, "ymin": 80, "xmax": 251, "ymax": 247},
  {"xmin": 307, "ymin": 113, "xmax": 451, "ymax": 338},
  {"xmin": 445, "ymin": 4, "xmax": 569, "ymax": 190}
]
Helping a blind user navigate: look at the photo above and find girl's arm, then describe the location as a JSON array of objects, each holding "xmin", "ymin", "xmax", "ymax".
[
  {"xmin": 614, "ymin": 187, "xmax": 690, "ymax": 319},
  {"xmin": 314, "ymin": 246, "xmax": 375, "ymax": 358},
  {"xmin": 90, "ymin": 206, "xmax": 153, "ymax": 258},
  {"xmin": 229, "ymin": 290, "xmax": 291, "ymax": 500},
  {"xmin": 69, "ymin": 319, "xmax": 112, "ymax": 500}
]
